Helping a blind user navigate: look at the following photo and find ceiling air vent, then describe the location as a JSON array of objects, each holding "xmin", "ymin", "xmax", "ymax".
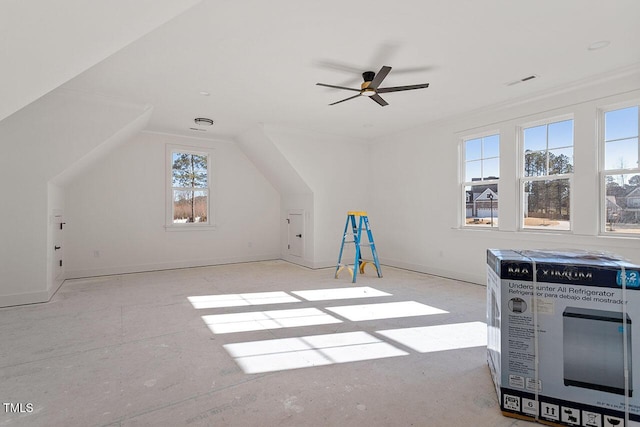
[{"xmin": 506, "ymin": 75, "xmax": 538, "ymax": 86}]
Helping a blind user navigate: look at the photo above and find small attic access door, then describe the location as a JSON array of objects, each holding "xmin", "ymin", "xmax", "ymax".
[
  {"xmin": 287, "ymin": 211, "xmax": 304, "ymax": 258},
  {"xmin": 52, "ymin": 211, "xmax": 65, "ymax": 281}
]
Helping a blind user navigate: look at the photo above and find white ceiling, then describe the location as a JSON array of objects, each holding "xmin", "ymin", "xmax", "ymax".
[{"xmin": 58, "ymin": 0, "xmax": 640, "ymax": 140}]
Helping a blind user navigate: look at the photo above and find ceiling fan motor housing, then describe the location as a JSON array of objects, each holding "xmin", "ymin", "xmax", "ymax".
[{"xmin": 362, "ymin": 71, "xmax": 375, "ymax": 82}]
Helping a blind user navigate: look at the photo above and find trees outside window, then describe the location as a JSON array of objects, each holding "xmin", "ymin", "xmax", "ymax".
[
  {"xmin": 521, "ymin": 119, "xmax": 573, "ymax": 230},
  {"xmin": 166, "ymin": 146, "xmax": 212, "ymax": 228}
]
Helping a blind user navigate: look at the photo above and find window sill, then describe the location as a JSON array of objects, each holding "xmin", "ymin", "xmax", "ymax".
[{"xmin": 165, "ymin": 224, "xmax": 217, "ymax": 232}]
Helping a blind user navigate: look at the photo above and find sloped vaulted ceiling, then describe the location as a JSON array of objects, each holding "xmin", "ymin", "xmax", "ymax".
[{"xmin": 0, "ymin": 0, "xmax": 200, "ymax": 122}]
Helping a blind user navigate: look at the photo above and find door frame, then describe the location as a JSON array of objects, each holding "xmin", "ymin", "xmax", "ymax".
[{"xmin": 287, "ymin": 209, "xmax": 305, "ymax": 258}]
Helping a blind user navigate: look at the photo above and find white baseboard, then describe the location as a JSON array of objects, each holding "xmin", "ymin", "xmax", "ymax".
[
  {"xmin": 380, "ymin": 258, "xmax": 485, "ymax": 286},
  {"xmin": 281, "ymin": 256, "xmax": 334, "ymax": 270},
  {"xmin": 0, "ymin": 277, "xmax": 66, "ymax": 308},
  {"xmin": 0, "ymin": 290, "xmax": 50, "ymax": 308},
  {"xmin": 64, "ymin": 253, "xmax": 281, "ymax": 279}
]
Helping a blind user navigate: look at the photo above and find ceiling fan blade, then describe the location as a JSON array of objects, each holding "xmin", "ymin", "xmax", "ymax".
[
  {"xmin": 316, "ymin": 83, "xmax": 360, "ymax": 92},
  {"xmin": 370, "ymin": 94, "xmax": 388, "ymax": 107},
  {"xmin": 368, "ymin": 66, "xmax": 392, "ymax": 89},
  {"xmin": 314, "ymin": 59, "xmax": 363, "ymax": 75},
  {"xmin": 377, "ymin": 83, "xmax": 429, "ymax": 93},
  {"xmin": 329, "ymin": 94, "xmax": 361, "ymax": 105},
  {"xmin": 390, "ymin": 66, "xmax": 434, "ymax": 75}
]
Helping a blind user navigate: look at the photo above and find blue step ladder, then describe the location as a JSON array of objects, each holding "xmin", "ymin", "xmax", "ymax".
[{"xmin": 335, "ymin": 211, "xmax": 382, "ymax": 283}]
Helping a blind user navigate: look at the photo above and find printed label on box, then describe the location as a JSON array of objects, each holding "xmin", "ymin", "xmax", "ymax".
[
  {"xmin": 509, "ymin": 374, "xmax": 525, "ymax": 389},
  {"xmin": 561, "ymin": 406, "xmax": 581, "ymax": 425},
  {"xmin": 581, "ymin": 410, "xmax": 602, "ymax": 427},
  {"xmin": 541, "ymin": 402, "xmax": 560, "ymax": 421},
  {"xmin": 522, "ymin": 398, "xmax": 538, "ymax": 416},
  {"xmin": 603, "ymin": 415, "xmax": 624, "ymax": 427},
  {"xmin": 504, "ymin": 394, "xmax": 520, "ymax": 412},
  {"xmin": 526, "ymin": 377, "xmax": 542, "ymax": 392}
]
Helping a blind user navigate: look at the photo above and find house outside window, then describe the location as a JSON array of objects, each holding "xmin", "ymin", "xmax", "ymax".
[
  {"xmin": 602, "ymin": 104, "xmax": 640, "ymax": 235},
  {"xmin": 463, "ymin": 133, "xmax": 499, "ymax": 227},
  {"xmin": 521, "ymin": 118, "xmax": 573, "ymax": 231},
  {"xmin": 166, "ymin": 145, "xmax": 214, "ymax": 229}
]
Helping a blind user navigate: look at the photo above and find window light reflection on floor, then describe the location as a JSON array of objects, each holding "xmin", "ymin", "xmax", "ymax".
[
  {"xmin": 377, "ymin": 321, "xmax": 487, "ymax": 353},
  {"xmin": 223, "ymin": 331, "xmax": 408, "ymax": 374},
  {"xmin": 326, "ymin": 301, "xmax": 448, "ymax": 321},
  {"xmin": 187, "ymin": 291, "xmax": 300, "ymax": 309},
  {"xmin": 202, "ymin": 307, "xmax": 342, "ymax": 334},
  {"xmin": 292, "ymin": 286, "xmax": 391, "ymax": 301}
]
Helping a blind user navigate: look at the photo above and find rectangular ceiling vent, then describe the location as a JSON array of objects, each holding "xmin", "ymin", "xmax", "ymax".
[{"xmin": 506, "ymin": 75, "xmax": 538, "ymax": 86}]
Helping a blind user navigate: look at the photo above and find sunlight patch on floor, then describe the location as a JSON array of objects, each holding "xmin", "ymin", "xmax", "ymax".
[
  {"xmin": 187, "ymin": 291, "xmax": 300, "ymax": 309},
  {"xmin": 378, "ymin": 321, "xmax": 487, "ymax": 353},
  {"xmin": 224, "ymin": 331, "xmax": 408, "ymax": 374},
  {"xmin": 202, "ymin": 308, "xmax": 342, "ymax": 334},
  {"xmin": 292, "ymin": 286, "xmax": 391, "ymax": 301},
  {"xmin": 326, "ymin": 301, "xmax": 448, "ymax": 321}
]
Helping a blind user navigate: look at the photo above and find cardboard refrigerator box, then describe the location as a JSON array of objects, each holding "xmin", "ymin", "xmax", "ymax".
[{"xmin": 486, "ymin": 249, "xmax": 640, "ymax": 427}]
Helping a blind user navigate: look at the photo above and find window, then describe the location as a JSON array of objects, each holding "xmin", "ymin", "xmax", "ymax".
[
  {"xmin": 463, "ymin": 134, "xmax": 499, "ymax": 227},
  {"xmin": 521, "ymin": 118, "xmax": 573, "ymax": 230},
  {"xmin": 602, "ymin": 105, "xmax": 640, "ymax": 235},
  {"xmin": 166, "ymin": 146, "xmax": 213, "ymax": 229}
]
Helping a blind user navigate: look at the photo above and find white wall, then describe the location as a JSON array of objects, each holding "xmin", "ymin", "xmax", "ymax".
[
  {"xmin": 0, "ymin": 89, "xmax": 150, "ymax": 307},
  {"xmin": 64, "ymin": 132, "xmax": 280, "ymax": 278},
  {"xmin": 235, "ymin": 126, "xmax": 315, "ymax": 267},
  {"xmin": 370, "ymin": 71, "xmax": 640, "ymax": 285},
  {"xmin": 266, "ymin": 126, "xmax": 371, "ymax": 267}
]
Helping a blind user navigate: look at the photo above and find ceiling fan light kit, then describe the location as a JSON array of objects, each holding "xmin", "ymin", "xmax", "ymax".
[{"xmin": 316, "ymin": 65, "xmax": 429, "ymax": 106}]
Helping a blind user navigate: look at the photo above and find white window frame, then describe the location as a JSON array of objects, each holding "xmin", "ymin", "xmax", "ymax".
[
  {"xmin": 518, "ymin": 114, "xmax": 574, "ymax": 232},
  {"xmin": 461, "ymin": 131, "xmax": 500, "ymax": 229},
  {"xmin": 165, "ymin": 144, "xmax": 216, "ymax": 231},
  {"xmin": 599, "ymin": 101, "xmax": 640, "ymax": 237}
]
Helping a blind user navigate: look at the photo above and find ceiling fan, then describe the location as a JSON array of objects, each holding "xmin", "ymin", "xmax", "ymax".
[{"xmin": 316, "ymin": 65, "xmax": 429, "ymax": 106}]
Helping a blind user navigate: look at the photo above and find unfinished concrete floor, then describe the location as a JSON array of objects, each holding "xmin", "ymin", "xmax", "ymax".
[{"xmin": 0, "ymin": 261, "xmax": 535, "ymax": 426}]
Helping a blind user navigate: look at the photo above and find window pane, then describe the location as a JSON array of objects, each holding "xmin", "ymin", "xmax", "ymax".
[
  {"xmin": 465, "ymin": 160, "xmax": 481, "ymax": 181},
  {"xmin": 465, "ymin": 138, "xmax": 481, "ymax": 161},
  {"xmin": 173, "ymin": 190, "xmax": 208, "ymax": 223},
  {"xmin": 483, "ymin": 157, "xmax": 499, "ymax": 179},
  {"xmin": 524, "ymin": 150, "xmax": 547, "ymax": 177},
  {"xmin": 548, "ymin": 147, "xmax": 573, "ymax": 174},
  {"xmin": 483, "ymin": 135, "xmax": 500, "ymax": 158},
  {"xmin": 172, "ymin": 153, "xmax": 208, "ymax": 188},
  {"xmin": 465, "ymin": 184, "xmax": 498, "ymax": 227},
  {"xmin": 605, "ymin": 173, "xmax": 640, "ymax": 234},
  {"xmin": 524, "ymin": 125, "xmax": 547, "ymax": 151},
  {"xmin": 605, "ymin": 138, "xmax": 639, "ymax": 170},
  {"xmin": 548, "ymin": 119, "xmax": 573, "ymax": 149},
  {"xmin": 605, "ymin": 106, "xmax": 638, "ymax": 142},
  {"xmin": 523, "ymin": 179, "xmax": 570, "ymax": 230}
]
